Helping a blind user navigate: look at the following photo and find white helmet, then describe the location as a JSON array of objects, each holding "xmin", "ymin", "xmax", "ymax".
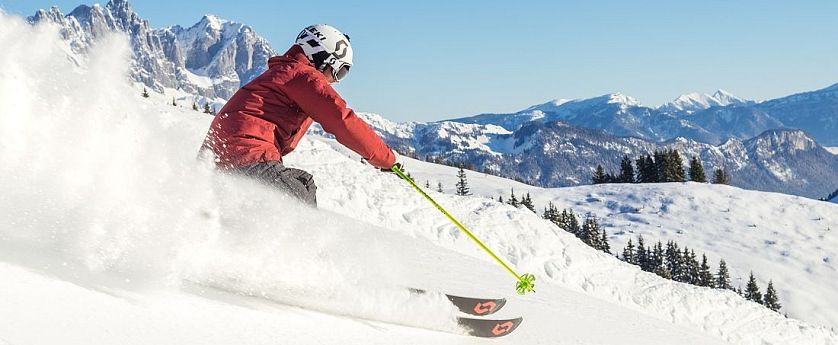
[{"xmin": 295, "ymin": 24, "xmax": 353, "ymax": 82}]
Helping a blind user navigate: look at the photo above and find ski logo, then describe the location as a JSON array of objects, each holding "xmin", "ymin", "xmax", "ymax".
[
  {"xmin": 473, "ymin": 301, "xmax": 498, "ymax": 315},
  {"xmin": 491, "ymin": 321, "xmax": 515, "ymax": 336},
  {"xmin": 333, "ymin": 40, "xmax": 349, "ymax": 59}
]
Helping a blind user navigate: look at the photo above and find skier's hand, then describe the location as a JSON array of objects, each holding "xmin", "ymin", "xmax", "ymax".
[
  {"xmin": 380, "ymin": 151, "xmax": 404, "ymax": 177},
  {"xmin": 381, "ymin": 162, "xmax": 403, "ymax": 174}
]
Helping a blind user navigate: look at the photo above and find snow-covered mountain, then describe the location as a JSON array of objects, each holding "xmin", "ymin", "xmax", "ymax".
[
  {"xmin": 27, "ymin": 0, "xmax": 275, "ymax": 101},
  {"xmin": 452, "ymin": 93, "xmax": 657, "ymax": 140},
  {"xmin": 3, "ymin": 15, "xmax": 838, "ymax": 343},
  {"xmin": 755, "ymin": 83, "xmax": 838, "ymax": 147},
  {"xmin": 658, "ymin": 90, "xmax": 751, "ymax": 115},
  {"xmin": 349, "ymin": 112, "xmax": 838, "ymax": 199},
  {"xmin": 451, "ymin": 85, "xmax": 838, "ymax": 147}
]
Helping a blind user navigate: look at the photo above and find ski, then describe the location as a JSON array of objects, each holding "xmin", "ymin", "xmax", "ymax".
[
  {"xmin": 457, "ymin": 316, "xmax": 523, "ymax": 338},
  {"xmin": 409, "ymin": 288, "xmax": 506, "ymax": 316}
]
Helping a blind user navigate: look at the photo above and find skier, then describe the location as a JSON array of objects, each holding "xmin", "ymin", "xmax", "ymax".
[{"xmin": 200, "ymin": 24, "xmax": 398, "ymax": 207}]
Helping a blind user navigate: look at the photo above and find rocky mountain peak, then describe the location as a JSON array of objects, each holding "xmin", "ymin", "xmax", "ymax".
[
  {"xmin": 607, "ymin": 92, "xmax": 642, "ymax": 107},
  {"xmin": 746, "ymin": 129, "xmax": 819, "ymax": 157},
  {"xmin": 28, "ymin": 0, "xmax": 276, "ymax": 101}
]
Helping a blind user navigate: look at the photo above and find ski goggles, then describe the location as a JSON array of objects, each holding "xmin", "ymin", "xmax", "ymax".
[{"xmin": 331, "ymin": 62, "xmax": 351, "ymax": 83}]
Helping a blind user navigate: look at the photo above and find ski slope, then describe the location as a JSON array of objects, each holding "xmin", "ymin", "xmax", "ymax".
[
  {"xmin": 406, "ymin": 156, "xmax": 838, "ymax": 330},
  {"xmin": 2, "ymin": 12, "xmax": 837, "ymax": 345}
]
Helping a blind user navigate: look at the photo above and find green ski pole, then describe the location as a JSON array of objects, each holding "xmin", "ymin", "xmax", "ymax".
[{"xmin": 391, "ymin": 164, "xmax": 536, "ymax": 295}]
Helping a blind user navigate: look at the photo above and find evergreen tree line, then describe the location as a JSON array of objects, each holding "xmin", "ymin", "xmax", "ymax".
[
  {"xmin": 619, "ymin": 235, "xmax": 782, "ymax": 313},
  {"xmin": 542, "ymin": 203, "xmax": 611, "ymax": 254},
  {"xmin": 499, "ymin": 188, "xmax": 537, "ymax": 213},
  {"xmin": 822, "ymin": 188, "xmax": 838, "ymax": 202},
  {"xmin": 438, "ymin": 167, "xmax": 781, "ymax": 313},
  {"xmin": 439, "ymin": 164, "xmax": 780, "ymax": 314},
  {"xmin": 592, "ymin": 151, "xmax": 730, "ymax": 185}
]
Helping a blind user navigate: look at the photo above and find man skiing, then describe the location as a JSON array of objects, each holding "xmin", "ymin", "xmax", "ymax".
[{"xmin": 201, "ymin": 24, "xmax": 398, "ymax": 207}]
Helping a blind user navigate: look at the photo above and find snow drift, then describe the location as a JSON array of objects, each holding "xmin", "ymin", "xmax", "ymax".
[{"xmin": 2, "ymin": 11, "xmax": 837, "ymax": 345}]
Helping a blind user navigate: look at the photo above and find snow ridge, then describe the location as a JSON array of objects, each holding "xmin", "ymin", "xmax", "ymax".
[{"xmin": 659, "ymin": 89, "xmax": 749, "ymax": 115}]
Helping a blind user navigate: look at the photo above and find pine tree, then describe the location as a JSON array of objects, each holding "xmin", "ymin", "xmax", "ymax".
[
  {"xmin": 698, "ymin": 254, "xmax": 715, "ymax": 287},
  {"xmin": 556, "ymin": 209, "xmax": 579, "ymax": 237},
  {"xmin": 508, "ymin": 189, "xmax": 519, "ymax": 207},
  {"xmin": 172, "ymin": 97, "xmax": 177, "ymax": 106},
  {"xmin": 543, "ymin": 202, "xmax": 560, "ymax": 223},
  {"xmin": 688, "ymin": 156, "xmax": 707, "ymax": 183},
  {"xmin": 619, "ymin": 155, "xmax": 636, "ymax": 183},
  {"xmin": 763, "ymin": 280, "xmax": 782, "ymax": 312},
  {"xmin": 665, "ymin": 241, "xmax": 682, "ymax": 281},
  {"xmin": 744, "ymin": 272, "xmax": 763, "ymax": 304},
  {"xmin": 600, "ymin": 227, "xmax": 611, "ymax": 254},
  {"xmin": 567, "ymin": 211, "xmax": 581, "ymax": 238},
  {"xmin": 622, "ymin": 238, "xmax": 636, "ymax": 264},
  {"xmin": 645, "ymin": 154, "xmax": 659, "ymax": 183},
  {"xmin": 521, "ymin": 193, "xmax": 535, "ymax": 212},
  {"xmin": 716, "ymin": 259, "xmax": 732, "ymax": 290},
  {"xmin": 712, "ymin": 168, "xmax": 730, "ymax": 185},
  {"xmin": 635, "ymin": 156, "xmax": 648, "ymax": 183},
  {"xmin": 667, "ymin": 150, "xmax": 686, "ymax": 182},
  {"xmin": 636, "ymin": 235, "xmax": 649, "ymax": 271},
  {"xmin": 192, "ymin": 100, "xmax": 199, "ymax": 111},
  {"xmin": 455, "ymin": 167, "xmax": 471, "ymax": 196},
  {"xmin": 498, "ymin": 195, "xmax": 504, "ymax": 203},
  {"xmin": 652, "ymin": 241, "xmax": 665, "ymax": 273},
  {"xmin": 142, "ymin": 87, "xmax": 150, "ymax": 98},
  {"xmin": 581, "ymin": 217, "xmax": 601, "ymax": 249},
  {"xmin": 437, "ymin": 182, "xmax": 443, "ymax": 193},
  {"xmin": 203, "ymin": 102, "xmax": 212, "ymax": 114},
  {"xmin": 425, "ymin": 180, "xmax": 430, "ymax": 189},
  {"xmin": 654, "ymin": 150, "xmax": 668, "ymax": 182},
  {"xmin": 685, "ymin": 248, "xmax": 700, "ymax": 284},
  {"xmin": 592, "ymin": 165, "xmax": 607, "ymax": 184}
]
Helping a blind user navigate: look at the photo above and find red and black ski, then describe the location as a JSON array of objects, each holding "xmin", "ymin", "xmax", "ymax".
[
  {"xmin": 409, "ymin": 288, "xmax": 506, "ymax": 316},
  {"xmin": 409, "ymin": 288, "xmax": 522, "ymax": 337},
  {"xmin": 457, "ymin": 316, "xmax": 523, "ymax": 338}
]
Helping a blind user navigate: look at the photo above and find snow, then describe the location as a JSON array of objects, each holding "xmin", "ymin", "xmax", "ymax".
[
  {"xmin": 524, "ymin": 98, "xmax": 573, "ymax": 113},
  {"xmin": 826, "ymin": 146, "xmax": 838, "ymax": 155},
  {"xmin": 659, "ymin": 90, "xmax": 748, "ymax": 114},
  {"xmin": 607, "ymin": 92, "xmax": 643, "ymax": 107},
  {"xmin": 406, "ymin": 161, "xmax": 838, "ymax": 329},
  {"xmin": 1, "ymin": 12, "xmax": 837, "ymax": 345}
]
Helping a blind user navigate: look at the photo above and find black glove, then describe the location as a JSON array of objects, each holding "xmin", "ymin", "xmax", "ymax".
[{"xmin": 381, "ymin": 162, "xmax": 407, "ymax": 179}]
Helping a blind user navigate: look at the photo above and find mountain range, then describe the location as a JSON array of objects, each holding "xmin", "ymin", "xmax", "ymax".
[
  {"xmin": 314, "ymin": 113, "xmax": 838, "ymax": 199},
  {"xmin": 453, "ymin": 85, "xmax": 838, "ymax": 147},
  {"xmin": 26, "ymin": 0, "xmax": 838, "ymax": 199}
]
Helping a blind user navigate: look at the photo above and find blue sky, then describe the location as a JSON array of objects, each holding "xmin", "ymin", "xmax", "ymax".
[{"xmin": 2, "ymin": 0, "xmax": 837, "ymax": 122}]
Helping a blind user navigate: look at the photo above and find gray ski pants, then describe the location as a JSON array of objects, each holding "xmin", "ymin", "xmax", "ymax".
[{"xmin": 238, "ymin": 161, "xmax": 317, "ymax": 207}]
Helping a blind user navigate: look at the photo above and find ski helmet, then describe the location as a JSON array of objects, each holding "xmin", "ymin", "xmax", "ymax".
[{"xmin": 295, "ymin": 24, "xmax": 353, "ymax": 82}]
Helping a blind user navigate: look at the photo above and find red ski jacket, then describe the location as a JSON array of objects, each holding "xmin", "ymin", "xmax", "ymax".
[{"xmin": 202, "ymin": 45, "xmax": 395, "ymax": 169}]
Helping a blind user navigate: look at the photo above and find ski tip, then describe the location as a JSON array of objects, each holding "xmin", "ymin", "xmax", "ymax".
[{"xmin": 457, "ymin": 316, "xmax": 523, "ymax": 338}]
